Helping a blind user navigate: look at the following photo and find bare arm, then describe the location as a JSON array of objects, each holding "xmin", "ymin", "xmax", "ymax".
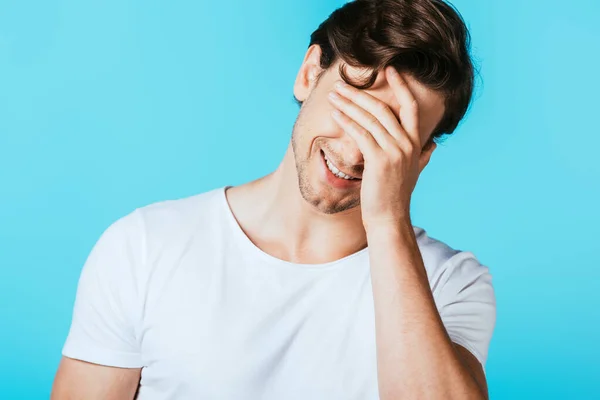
[
  {"xmin": 51, "ymin": 357, "xmax": 141, "ymax": 400},
  {"xmin": 325, "ymin": 65, "xmax": 493, "ymax": 399},
  {"xmin": 368, "ymin": 223, "xmax": 488, "ymax": 400}
]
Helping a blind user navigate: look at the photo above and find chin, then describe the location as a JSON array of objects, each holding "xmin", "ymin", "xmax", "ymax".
[
  {"xmin": 292, "ymin": 135, "xmax": 360, "ymax": 214},
  {"xmin": 298, "ymin": 177, "xmax": 361, "ymax": 215}
]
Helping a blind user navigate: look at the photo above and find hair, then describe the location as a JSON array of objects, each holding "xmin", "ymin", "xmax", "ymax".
[{"xmin": 295, "ymin": 0, "xmax": 477, "ymax": 146}]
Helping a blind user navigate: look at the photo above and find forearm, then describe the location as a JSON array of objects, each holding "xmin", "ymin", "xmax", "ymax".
[{"xmin": 367, "ymin": 220, "xmax": 485, "ymax": 400}]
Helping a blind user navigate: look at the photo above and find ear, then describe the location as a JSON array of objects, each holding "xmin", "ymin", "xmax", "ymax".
[
  {"xmin": 293, "ymin": 44, "xmax": 324, "ymax": 102},
  {"xmin": 418, "ymin": 141, "xmax": 437, "ymax": 174}
]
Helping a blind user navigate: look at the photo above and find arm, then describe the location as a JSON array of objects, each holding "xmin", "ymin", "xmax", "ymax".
[
  {"xmin": 51, "ymin": 357, "xmax": 141, "ymax": 400},
  {"xmin": 327, "ymin": 67, "xmax": 494, "ymax": 399},
  {"xmin": 368, "ymin": 223, "xmax": 488, "ymax": 400},
  {"xmin": 55, "ymin": 211, "xmax": 146, "ymax": 398}
]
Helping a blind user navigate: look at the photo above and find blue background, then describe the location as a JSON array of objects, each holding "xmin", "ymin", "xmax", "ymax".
[{"xmin": 1, "ymin": 0, "xmax": 599, "ymax": 398}]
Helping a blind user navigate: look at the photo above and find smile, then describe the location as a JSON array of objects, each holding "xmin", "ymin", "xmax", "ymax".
[{"xmin": 321, "ymin": 151, "xmax": 360, "ymax": 180}]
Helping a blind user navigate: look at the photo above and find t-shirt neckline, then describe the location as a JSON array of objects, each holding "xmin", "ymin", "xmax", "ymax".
[{"xmin": 217, "ymin": 185, "xmax": 370, "ymax": 270}]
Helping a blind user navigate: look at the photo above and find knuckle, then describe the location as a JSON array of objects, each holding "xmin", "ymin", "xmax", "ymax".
[
  {"xmin": 404, "ymin": 139, "xmax": 416, "ymax": 154},
  {"xmin": 355, "ymin": 126, "xmax": 369, "ymax": 138},
  {"xmin": 368, "ymin": 115, "xmax": 379, "ymax": 127},
  {"xmin": 389, "ymin": 148, "xmax": 404, "ymax": 163},
  {"xmin": 375, "ymin": 101, "xmax": 389, "ymax": 113}
]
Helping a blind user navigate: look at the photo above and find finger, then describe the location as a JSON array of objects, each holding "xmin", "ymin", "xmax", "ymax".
[
  {"xmin": 327, "ymin": 89, "xmax": 398, "ymax": 152},
  {"xmin": 385, "ymin": 67, "xmax": 421, "ymax": 149},
  {"xmin": 331, "ymin": 81, "xmax": 413, "ymax": 153},
  {"xmin": 330, "ymin": 109, "xmax": 381, "ymax": 161}
]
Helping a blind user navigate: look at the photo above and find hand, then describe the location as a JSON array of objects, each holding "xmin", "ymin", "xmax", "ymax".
[{"xmin": 327, "ymin": 66, "xmax": 436, "ymax": 231}]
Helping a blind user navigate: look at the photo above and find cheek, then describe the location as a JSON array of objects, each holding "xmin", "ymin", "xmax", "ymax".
[
  {"xmin": 419, "ymin": 131, "xmax": 432, "ymax": 148},
  {"xmin": 301, "ymin": 97, "xmax": 340, "ymax": 140},
  {"xmin": 416, "ymin": 114, "xmax": 439, "ymax": 146}
]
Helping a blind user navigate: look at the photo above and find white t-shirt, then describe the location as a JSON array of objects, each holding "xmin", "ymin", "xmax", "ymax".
[{"xmin": 62, "ymin": 186, "xmax": 496, "ymax": 400}]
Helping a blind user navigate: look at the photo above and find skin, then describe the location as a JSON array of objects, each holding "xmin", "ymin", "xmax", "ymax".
[
  {"xmin": 51, "ymin": 358, "xmax": 140, "ymax": 399},
  {"xmin": 52, "ymin": 43, "xmax": 488, "ymax": 399}
]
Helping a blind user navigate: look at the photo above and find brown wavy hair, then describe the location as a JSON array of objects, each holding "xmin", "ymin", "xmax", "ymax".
[{"xmin": 295, "ymin": 0, "xmax": 477, "ymax": 146}]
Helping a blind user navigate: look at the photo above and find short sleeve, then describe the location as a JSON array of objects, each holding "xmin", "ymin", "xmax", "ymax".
[
  {"xmin": 62, "ymin": 210, "xmax": 145, "ymax": 368},
  {"xmin": 434, "ymin": 251, "xmax": 496, "ymax": 368}
]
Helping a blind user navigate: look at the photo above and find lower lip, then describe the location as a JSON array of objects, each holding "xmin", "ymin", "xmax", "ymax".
[{"xmin": 320, "ymin": 150, "xmax": 361, "ymax": 190}]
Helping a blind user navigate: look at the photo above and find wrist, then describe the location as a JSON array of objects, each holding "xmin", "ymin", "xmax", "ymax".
[{"xmin": 365, "ymin": 216, "xmax": 413, "ymax": 240}]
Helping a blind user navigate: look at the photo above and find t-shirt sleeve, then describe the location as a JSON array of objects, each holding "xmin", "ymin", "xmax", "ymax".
[
  {"xmin": 434, "ymin": 251, "xmax": 496, "ymax": 369},
  {"xmin": 62, "ymin": 210, "xmax": 145, "ymax": 368}
]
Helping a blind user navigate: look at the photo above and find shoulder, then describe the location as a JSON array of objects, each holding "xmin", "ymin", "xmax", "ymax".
[
  {"xmin": 102, "ymin": 187, "xmax": 222, "ymax": 247},
  {"xmin": 413, "ymin": 226, "xmax": 461, "ymax": 271},
  {"xmin": 129, "ymin": 187, "xmax": 226, "ymax": 268},
  {"xmin": 134, "ymin": 187, "xmax": 223, "ymax": 235},
  {"xmin": 413, "ymin": 226, "xmax": 494, "ymax": 294},
  {"xmin": 80, "ymin": 187, "xmax": 226, "ymax": 300},
  {"xmin": 92, "ymin": 187, "xmax": 224, "ymax": 276}
]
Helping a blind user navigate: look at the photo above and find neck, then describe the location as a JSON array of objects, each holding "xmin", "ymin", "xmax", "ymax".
[{"xmin": 226, "ymin": 144, "xmax": 368, "ymax": 265}]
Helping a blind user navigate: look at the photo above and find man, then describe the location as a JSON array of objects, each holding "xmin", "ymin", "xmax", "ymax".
[{"xmin": 52, "ymin": 0, "xmax": 496, "ymax": 399}]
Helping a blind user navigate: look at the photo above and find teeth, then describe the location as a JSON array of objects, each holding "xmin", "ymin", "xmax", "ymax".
[
  {"xmin": 326, "ymin": 158, "xmax": 355, "ymax": 180},
  {"xmin": 328, "ymin": 160, "xmax": 340, "ymax": 174}
]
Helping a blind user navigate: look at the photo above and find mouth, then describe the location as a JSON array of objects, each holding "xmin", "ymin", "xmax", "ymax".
[{"xmin": 320, "ymin": 150, "xmax": 362, "ymax": 185}]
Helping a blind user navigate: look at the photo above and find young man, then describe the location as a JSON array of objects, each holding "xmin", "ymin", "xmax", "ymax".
[{"xmin": 52, "ymin": 0, "xmax": 496, "ymax": 399}]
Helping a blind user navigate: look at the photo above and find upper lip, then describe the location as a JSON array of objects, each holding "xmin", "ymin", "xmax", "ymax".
[{"xmin": 322, "ymin": 151, "xmax": 362, "ymax": 179}]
